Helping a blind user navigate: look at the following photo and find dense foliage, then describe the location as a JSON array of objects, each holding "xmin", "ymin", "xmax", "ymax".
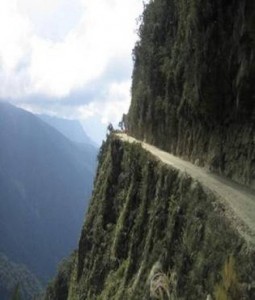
[
  {"xmin": 45, "ymin": 1, "xmax": 255, "ymax": 298},
  {"xmin": 46, "ymin": 137, "xmax": 255, "ymax": 299},
  {"xmin": 46, "ymin": 253, "xmax": 76, "ymax": 300},
  {"xmin": 128, "ymin": 0, "xmax": 255, "ymax": 187}
]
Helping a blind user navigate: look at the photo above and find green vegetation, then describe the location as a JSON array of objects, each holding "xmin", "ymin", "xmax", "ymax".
[
  {"xmin": 128, "ymin": 0, "xmax": 255, "ymax": 188},
  {"xmin": 45, "ymin": 0, "xmax": 255, "ymax": 298},
  {"xmin": 46, "ymin": 137, "xmax": 255, "ymax": 299},
  {"xmin": 46, "ymin": 253, "xmax": 76, "ymax": 300},
  {"xmin": 0, "ymin": 253, "xmax": 42, "ymax": 300},
  {"xmin": 11, "ymin": 284, "xmax": 21, "ymax": 300}
]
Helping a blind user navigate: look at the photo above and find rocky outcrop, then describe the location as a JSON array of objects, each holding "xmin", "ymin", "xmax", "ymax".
[
  {"xmin": 46, "ymin": 137, "xmax": 255, "ymax": 299},
  {"xmin": 128, "ymin": 0, "xmax": 255, "ymax": 188}
]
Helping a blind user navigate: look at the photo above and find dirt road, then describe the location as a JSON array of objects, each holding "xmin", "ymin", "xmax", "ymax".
[{"xmin": 117, "ymin": 133, "xmax": 255, "ymax": 245}]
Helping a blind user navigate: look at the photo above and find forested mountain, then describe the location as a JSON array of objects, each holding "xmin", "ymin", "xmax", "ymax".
[
  {"xmin": 128, "ymin": 0, "xmax": 255, "ymax": 188},
  {"xmin": 0, "ymin": 102, "xmax": 97, "ymax": 284},
  {"xmin": 39, "ymin": 114, "xmax": 98, "ymax": 175},
  {"xmin": 39, "ymin": 114, "xmax": 97, "ymax": 147},
  {"xmin": 46, "ymin": 136, "xmax": 255, "ymax": 300},
  {"xmin": 45, "ymin": 0, "xmax": 255, "ymax": 299},
  {"xmin": 0, "ymin": 253, "xmax": 42, "ymax": 300}
]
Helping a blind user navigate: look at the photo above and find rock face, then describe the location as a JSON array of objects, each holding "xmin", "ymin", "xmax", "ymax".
[
  {"xmin": 128, "ymin": 0, "xmax": 255, "ymax": 188},
  {"xmin": 46, "ymin": 138, "xmax": 255, "ymax": 299}
]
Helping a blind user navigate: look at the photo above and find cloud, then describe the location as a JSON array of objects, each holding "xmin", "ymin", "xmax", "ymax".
[
  {"xmin": 27, "ymin": 0, "xmax": 142, "ymax": 98},
  {"xmin": 0, "ymin": 0, "xmax": 142, "ymax": 98},
  {"xmin": 0, "ymin": 0, "xmax": 143, "ymax": 138},
  {"xmin": 19, "ymin": 80, "xmax": 131, "ymax": 124},
  {"xmin": 18, "ymin": 0, "xmax": 83, "ymax": 41},
  {"xmin": 78, "ymin": 80, "xmax": 131, "ymax": 124},
  {"xmin": 0, "ymin": 2, "xmax": 30, "ymax": 71}
]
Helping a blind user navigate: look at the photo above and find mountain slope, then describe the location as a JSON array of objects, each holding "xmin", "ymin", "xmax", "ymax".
[
  {"xmin": 128, "ymin": 0, "xmax": 255, "ymax": 189},
  {"xmin": 45, "ymin": 1, "xmax": 255, "ymax": 299},
  {"xmin": 118, "ymin": 133, "xmax": 255, "ymax": 243},
  {"xmin": 0, "ymin": 102, "xmax": 97, "ymax": 282},
  {"xmin": 46, "ymin": 136, "xmax": 255, "ymax": 299},
  {"xmin": 38, "ymin": 114, "xmax": 97, "ymax": 147},
  {"xmin": 0, "ymin": 253, "xmax": 42, "ymax": 300}
]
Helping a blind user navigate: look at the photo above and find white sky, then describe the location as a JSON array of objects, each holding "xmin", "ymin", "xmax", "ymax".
[{"xmin": 0, "ymin": 0, "xmax": 144, "ymax": 142}]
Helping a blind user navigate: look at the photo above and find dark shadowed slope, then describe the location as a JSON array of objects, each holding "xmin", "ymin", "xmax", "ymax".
[
  {"xmin": 0, "ymin": 102, "xmax": 97, "ymax": 282},
  {"xmin": 128, "ymin": 0, "xmax": 255, "ymax": 189}
]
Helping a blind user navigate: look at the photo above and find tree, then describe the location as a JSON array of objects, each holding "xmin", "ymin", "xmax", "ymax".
[
  {"xmin": 107, "ymin": 123, "xmax": 114, "ymax": 133},
  {"xmin": 118, "ymin": 114, "xmax": 128, "ymax": 132},
  {"xmin": 11, "ymin": 283, "xmax": 21, "ymax": 300}
]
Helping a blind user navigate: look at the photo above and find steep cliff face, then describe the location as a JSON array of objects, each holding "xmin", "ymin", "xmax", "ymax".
[
  {"xmin": 128, "ymin": 0, "xmax": 255, "ymax": 188},
  {"xmin": 46, "ymin": 1, "xmax": 255, "ymax": 298},
  {"xmin": 46, "ymin": 137, "xmax": 255, "ymax": 299}
]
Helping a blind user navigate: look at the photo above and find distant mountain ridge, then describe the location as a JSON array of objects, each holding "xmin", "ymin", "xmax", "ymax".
[
  {"xmin": 0, "ymin": 102, "xmax": 97, "ymax": 285},
  {"xmin": 38, "ymin": 114, "xmax": 98, "ymax": 147}
]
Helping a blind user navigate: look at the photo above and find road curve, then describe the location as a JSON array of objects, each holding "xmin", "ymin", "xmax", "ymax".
[{"xmin": 117, "ymin": 133, "xmax": 255, "ymax": 245}]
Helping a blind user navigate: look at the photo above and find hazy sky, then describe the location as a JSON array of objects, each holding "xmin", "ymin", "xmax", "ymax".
[{"xmin": 0, "ymin": 0, "xmax": 144, "ymax": 143}]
